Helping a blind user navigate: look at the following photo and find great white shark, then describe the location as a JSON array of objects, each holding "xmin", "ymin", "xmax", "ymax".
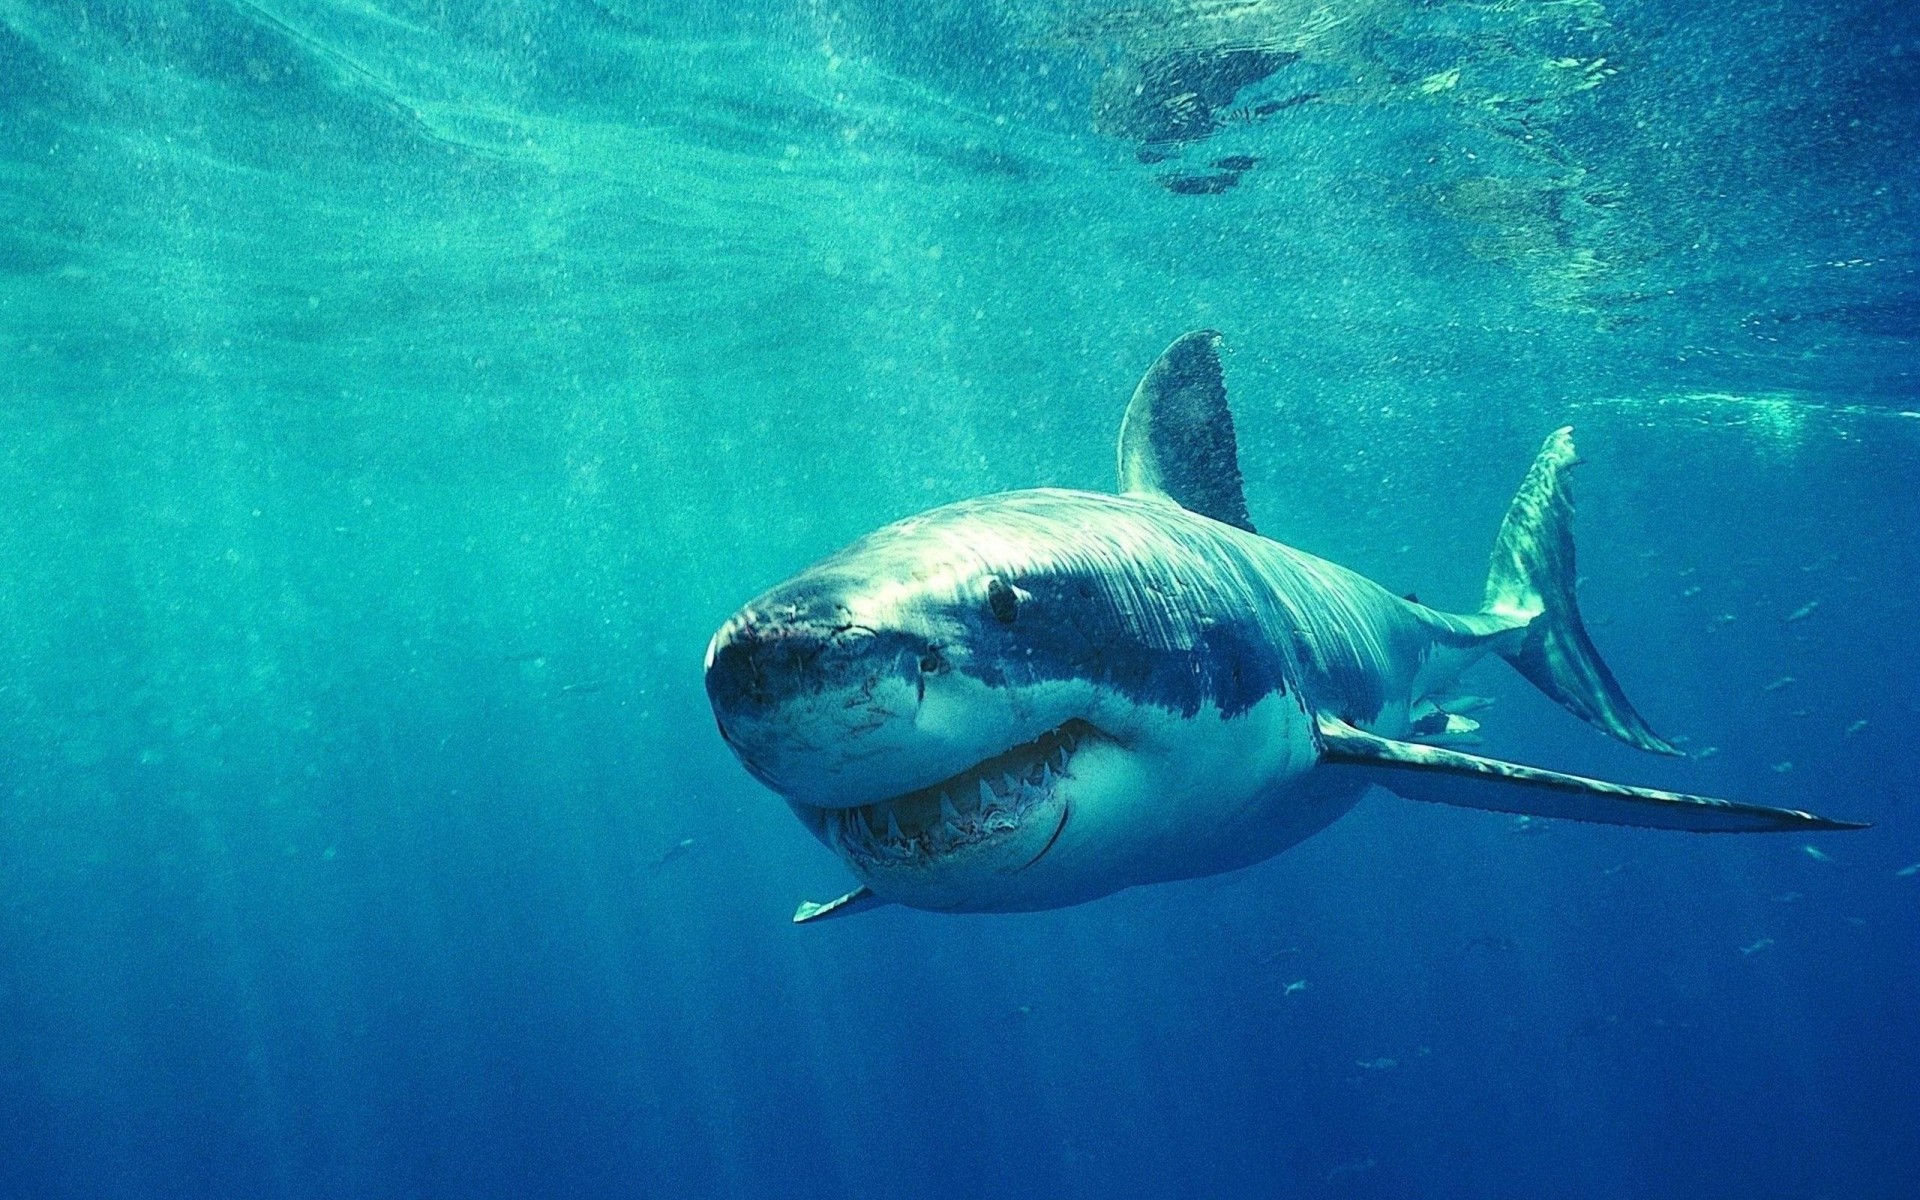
[{"xmin": 704, "ymin": 331, "xmax": 1865, "ymax": 922}]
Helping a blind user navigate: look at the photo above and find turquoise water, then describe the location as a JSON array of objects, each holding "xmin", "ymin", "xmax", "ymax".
[{"xmin": 1, "ymin": 2, "xmax": 1916, "ymax": 1197}]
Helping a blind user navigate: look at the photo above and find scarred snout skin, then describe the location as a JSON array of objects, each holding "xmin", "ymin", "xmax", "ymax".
[
  {"xmin": 704, "ymin": 598, "xmax": 944, "ymax": 807},
  {"xmin": 703, "ymin": 611, "xmax": 829, "ymax": 719},
  {"xmin": 705, "ymin": 607, "xmax": 926, "ymax": 722}
]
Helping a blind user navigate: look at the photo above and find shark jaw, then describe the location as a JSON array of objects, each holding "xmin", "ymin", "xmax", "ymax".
[{"xmin": 808, "ymin": 720, "xmax": 1100, "ymax": 907}]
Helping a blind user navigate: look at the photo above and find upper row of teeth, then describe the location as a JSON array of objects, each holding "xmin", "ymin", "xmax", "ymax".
[{"xmin": 842, "ymin": 736, "xmax": 1075, "ymax": 853}]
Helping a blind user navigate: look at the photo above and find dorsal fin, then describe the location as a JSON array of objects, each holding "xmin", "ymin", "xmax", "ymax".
[{"xmin": 1116, "ymin": 330, "xmax": 1256, "ymax": 533}]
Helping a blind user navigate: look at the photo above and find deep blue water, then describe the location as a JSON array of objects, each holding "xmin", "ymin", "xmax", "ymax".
[{"xmin": 1, "ymin": 2, "xmax": 1916, "ymax": 1197}]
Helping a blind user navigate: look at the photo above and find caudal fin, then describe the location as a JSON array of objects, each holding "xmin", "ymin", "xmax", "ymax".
[{"xmin": 1484, "ymin": 428, "xmax": 1680, "ymax": 756}]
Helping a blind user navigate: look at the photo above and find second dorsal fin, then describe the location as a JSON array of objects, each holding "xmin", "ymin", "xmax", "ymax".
[{"xmin": 1115, "ymin": 330, "xmax": 1256, "ymax": 533}]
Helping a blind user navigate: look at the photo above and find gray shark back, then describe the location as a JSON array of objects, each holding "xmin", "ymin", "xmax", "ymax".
[{"xmin": 800, "ymin": 486, "xmax": 1495, "ymax": 735}]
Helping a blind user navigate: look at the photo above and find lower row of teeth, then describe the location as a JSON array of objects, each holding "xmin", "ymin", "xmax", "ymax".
[{"xmin": 841, "ymin": 741, "xmax": 1071, "ymax": 860}]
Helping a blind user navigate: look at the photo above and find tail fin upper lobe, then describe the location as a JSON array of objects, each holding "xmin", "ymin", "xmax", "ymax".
[{"xmin": 1484, "ymin": 428, "xmax": 1680, "ymax": 756}]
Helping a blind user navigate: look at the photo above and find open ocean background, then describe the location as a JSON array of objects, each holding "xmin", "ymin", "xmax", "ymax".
[{"xmin": 1, "ymin": 2, "xmax": 1916, "ymax": 1197}]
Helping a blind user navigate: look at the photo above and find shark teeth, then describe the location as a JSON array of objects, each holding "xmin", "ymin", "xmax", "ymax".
[{"xmin": 834, "ymin": 720, "xmax": 1096, "ymax": 865}]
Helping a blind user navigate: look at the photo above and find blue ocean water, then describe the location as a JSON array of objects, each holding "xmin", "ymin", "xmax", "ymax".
[{"xmin": 1, "ymin": 1, "xmax": 1916, "ymax": 1197}]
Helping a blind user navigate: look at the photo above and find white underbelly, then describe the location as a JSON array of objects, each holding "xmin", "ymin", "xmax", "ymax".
[{"xmin": 993, "ymin": 687, "xmax": 1349, "ymax": 906}]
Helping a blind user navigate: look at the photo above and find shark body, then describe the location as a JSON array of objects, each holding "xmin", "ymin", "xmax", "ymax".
[{"xmin": 703, "ymin": 332, "xmax": 1863, "ymax": 921}]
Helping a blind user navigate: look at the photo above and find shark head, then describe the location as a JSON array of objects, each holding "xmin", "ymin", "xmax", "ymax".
[{"xmin": 704, "ymin": 490, "xmax": 1319, "ymax": 911}]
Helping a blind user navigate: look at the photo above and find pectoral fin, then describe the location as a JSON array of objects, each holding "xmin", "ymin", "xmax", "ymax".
[
  {"xmin": 1316, "ymin": 717, "xmax": 1866, "ymax": 833},
  {"xmin": 792, "ymin": 885, "xmax": 886, "ymax": 924}
]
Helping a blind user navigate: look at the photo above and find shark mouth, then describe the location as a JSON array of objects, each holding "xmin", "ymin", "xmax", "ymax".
[{"xmin": 826, "ymin": 720, "xmax": 1096, "ymax": 868}]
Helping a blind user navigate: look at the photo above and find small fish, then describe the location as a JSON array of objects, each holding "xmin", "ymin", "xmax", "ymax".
[
  {"xmin": 1771, "ymin": 891, "xmax": 1803, "ymax": 904},
  {"xmin": 1325, "ymin": 1158, "xmax": 1376, "ymax": 1183},
  {"xmin": 558, "ymin": 679, "xmax": 608, "ymax": 695},
  {"xmin": 1464, "ymin": 935, "xmax": 1516, "ymax": 953},
  {"xmin": 1508, "ymin": 815, "xmax": 1548, "ymax": 835},
  {"xmin": 1895, "ymin": 863, "xmax": 1920, "ymax": 878},
  {"xmin": 1159, "ymin": 171, "xmax": 1241, "ymax": 195},
  {"xmin": 1566, "ymin": 1014, "xmax": 1621, "ymax": 1046},
  {"xmin": 1739, "ymin": 937, "xmax": 1774, "ymax": 956},
  {"xmin": 1681, "ymin": 585, "xmax": 1702, "ymax": 598},
  {"xmin": 1770, "ymin": 761, "xmax": 1794, "ymax": 774},
  {"xmin": 1283, "ymin": 979, "xmax": 1308, "ymax": 996},
  {"xmin": 1354, "ymin": 1057, "xmax": 1398, "ymax": 1072},
  {"xmin": 1801, "ymin": 844, "xmax": 1834, "ymax": 864},
  {"xmin": 1844, "ymin": 719, "xmax": 1869, "ymax": 736},
  {"xmin": 1695, "ymin": 745, "xmax": 1720, "ymax": 759},
  {"xmin": 1601, "ymin": 862, "xmax": 1631, "ymax": 876},
  {"xmin": 1785, "ymin": 600, "xmax": 1820, "ymax": 623},
  {"xmin": 1763, "ymin": 675, "xmax": 1796, "ymax": 694},
  {"xmin": 652, "ymin": 837, "xmax": 696, "ymax": 869}
]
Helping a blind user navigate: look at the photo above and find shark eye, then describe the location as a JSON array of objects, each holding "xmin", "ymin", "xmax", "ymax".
[
  {"xmin": 985, "ymin": 576, "xmax": 1020, "ymax": 625},
  {"xmin": 918, "ymin": 648, "xmax": 946, "ymax": 674}
]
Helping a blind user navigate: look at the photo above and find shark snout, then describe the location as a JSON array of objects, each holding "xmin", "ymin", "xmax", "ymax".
[
  {"xmin": 705, "ymin": 607, "xmax": 927, "ymax": 736},
  {"xmin": 705, "ymin": 604, "xmax": 947, "ymax": 807},
  {"xmin": 705, "ymin": 611, "xmax": 852, "ymax": 720},
  {"xmin": 704, "ymin": 613, "xmax": 801, "ymax": 717}
]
